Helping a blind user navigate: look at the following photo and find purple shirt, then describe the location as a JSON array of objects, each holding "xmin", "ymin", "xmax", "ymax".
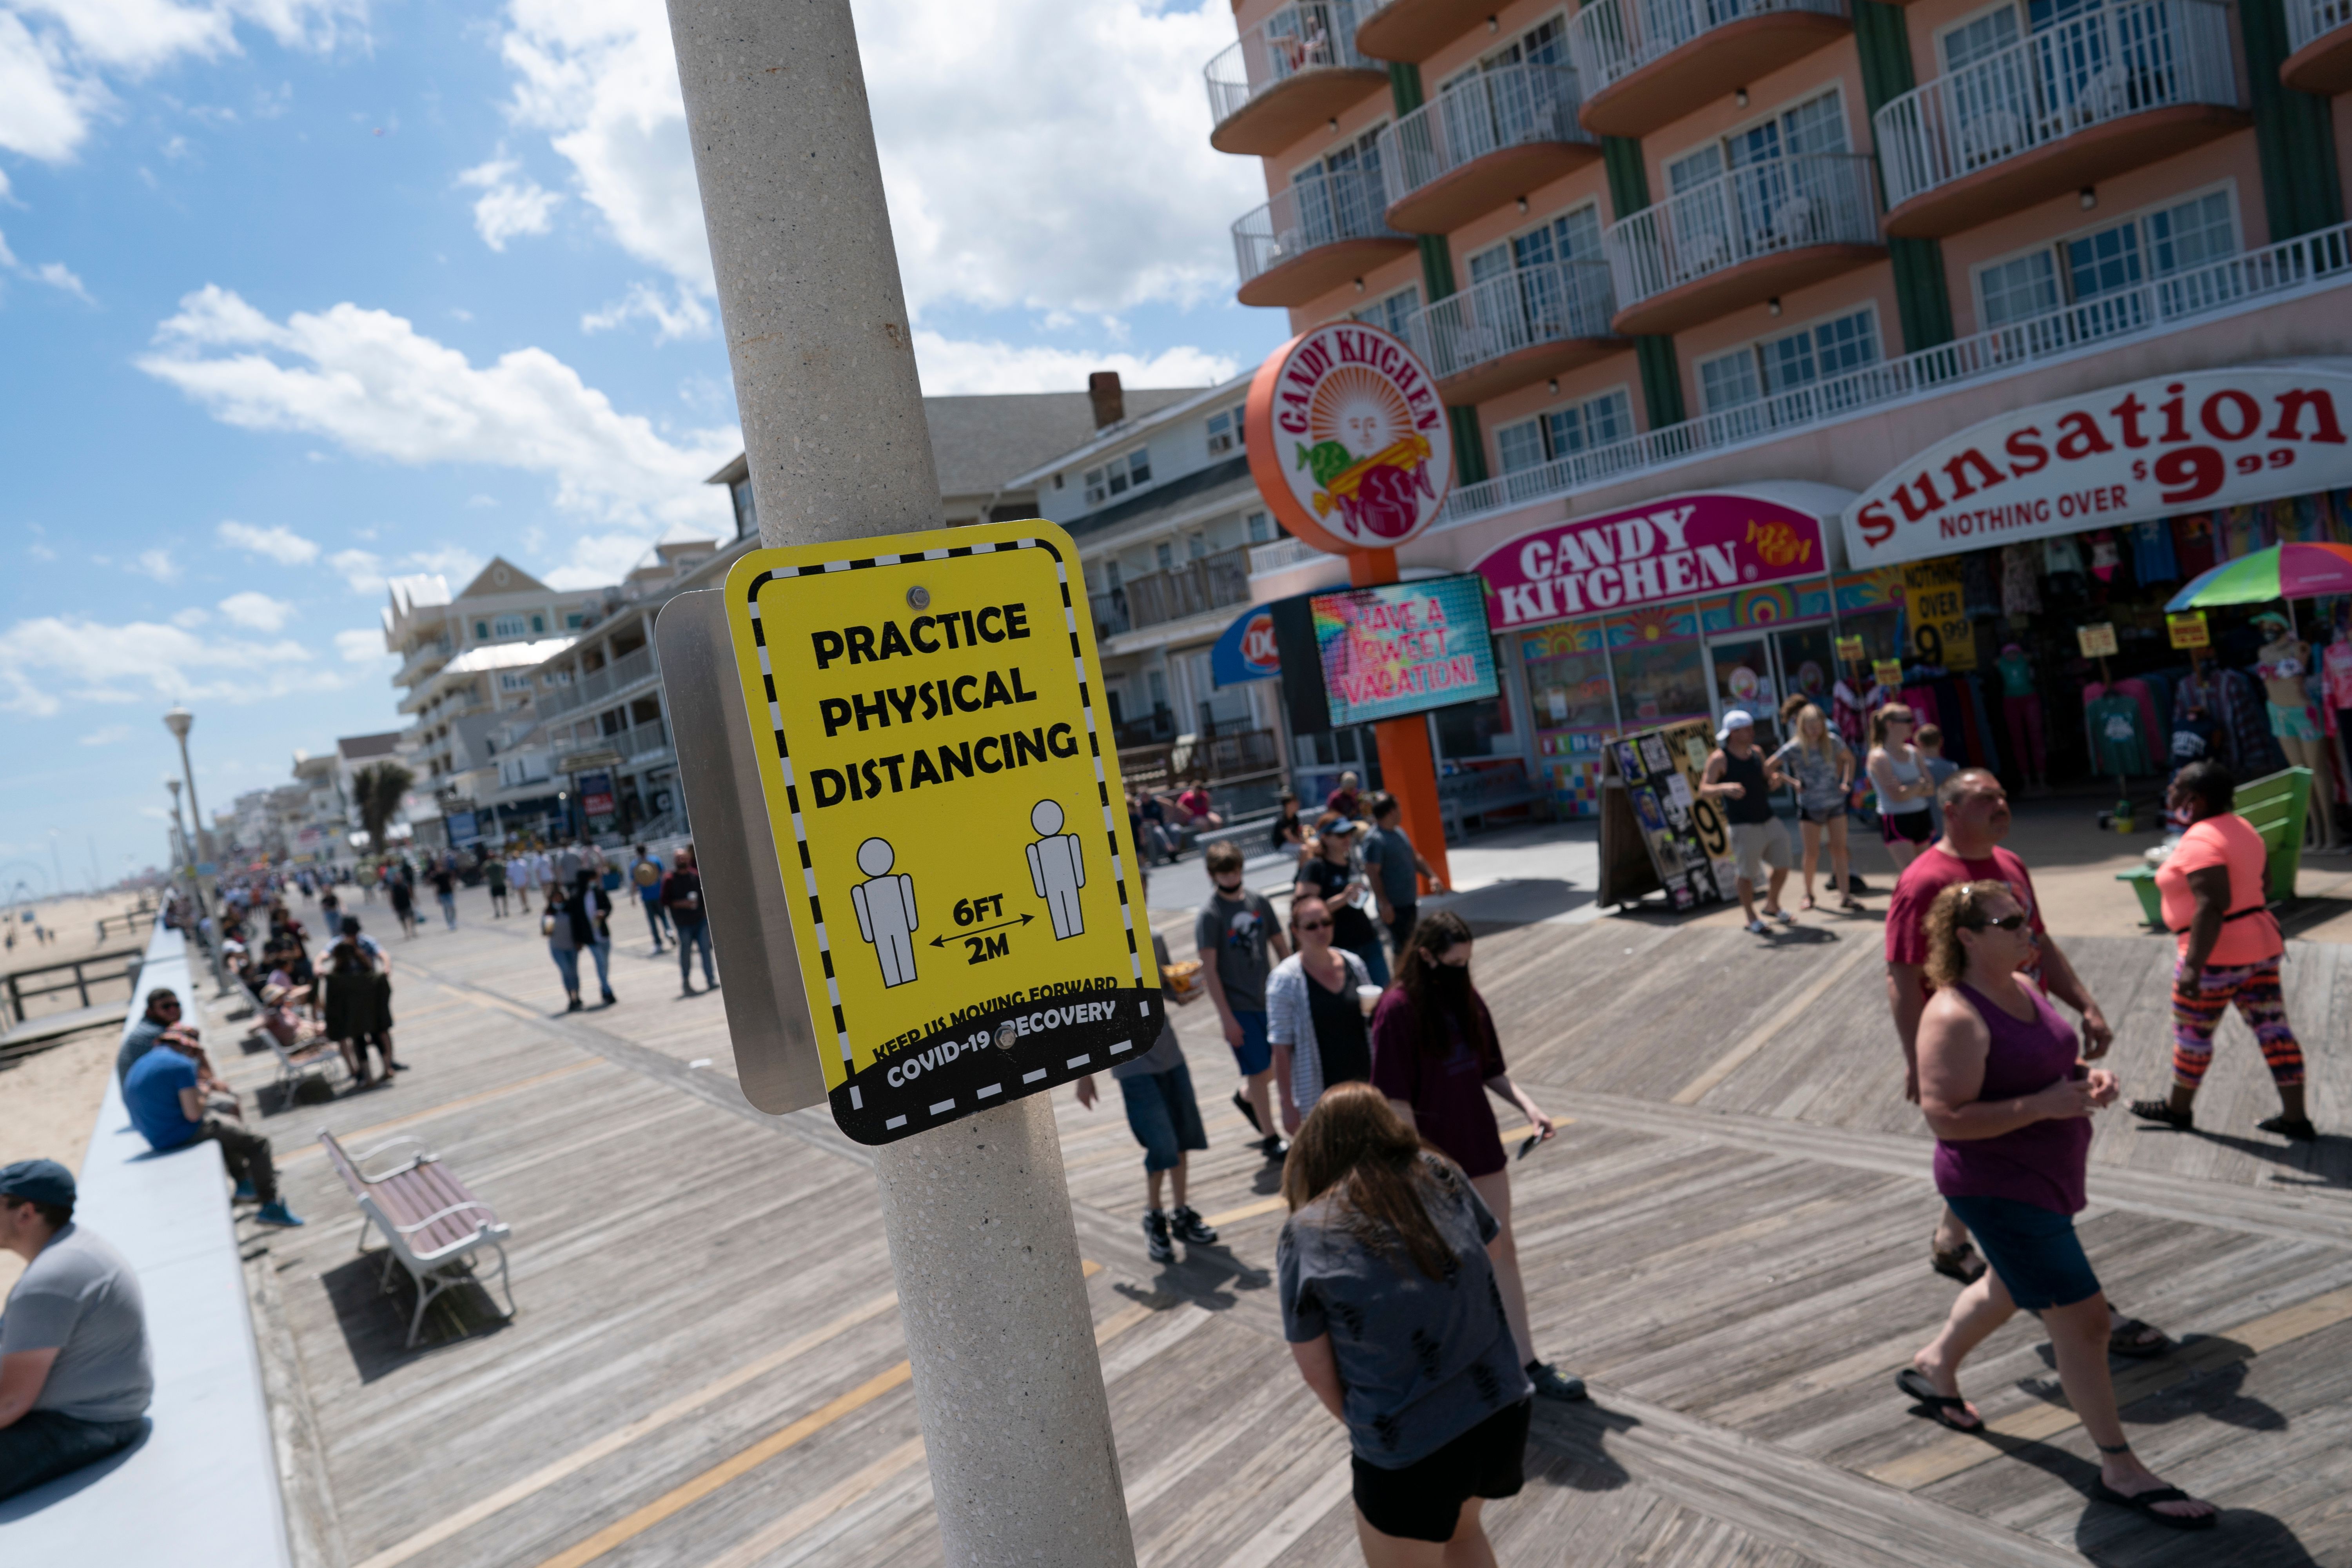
[
  {"xmin": 1369, "ymin": 989, "xmax": 1508, "ymax": 1178},
  {"xmin": 1933, "ymin": 981, "xmax": 2091, "ymax": 1214}
]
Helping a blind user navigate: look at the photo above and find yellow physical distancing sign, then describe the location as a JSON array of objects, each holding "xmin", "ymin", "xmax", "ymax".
[{"xmin": 724, "ymin": 519, "xmax": 1162, "ymax": 1144}]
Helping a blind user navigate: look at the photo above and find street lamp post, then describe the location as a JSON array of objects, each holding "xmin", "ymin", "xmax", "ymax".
[{"xmin": 163, "ymin": 706, "xmax": 231, "ymax": 996}]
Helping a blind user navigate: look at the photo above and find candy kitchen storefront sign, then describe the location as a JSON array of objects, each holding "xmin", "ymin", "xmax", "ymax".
[
  {"xmin": 1473, "ymin": 492, "xmax": 1833, "ymax": 629},
  {"xmin": 1844, "ymin": 367, "xmax": 2352, "ymax": 569}
]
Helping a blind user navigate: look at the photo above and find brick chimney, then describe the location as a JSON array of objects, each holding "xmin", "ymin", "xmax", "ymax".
[{"xmin": 1088, "ymin": 370, "xmax": 1124, "ymax": 430}]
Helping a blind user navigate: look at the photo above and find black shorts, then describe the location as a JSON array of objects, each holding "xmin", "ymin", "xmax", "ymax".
[
  {"xmin": 1881, "ymin": 808, "xmax": 1935, "ymax": 845},
  {"xmin": 1352, "ymin": 1399, "xmax": 1530, "ymax": 1543}
]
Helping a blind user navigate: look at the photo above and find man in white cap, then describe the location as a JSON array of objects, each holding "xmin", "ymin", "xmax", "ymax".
[{"xmin": 1700, "ymin": 710, "xmax": 1795, "ymax": 934}]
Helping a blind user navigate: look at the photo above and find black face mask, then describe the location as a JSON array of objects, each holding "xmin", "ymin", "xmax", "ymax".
[{"xmin": 1424, "ymin": 957, "xmax": 1471, "ymax": 1009}]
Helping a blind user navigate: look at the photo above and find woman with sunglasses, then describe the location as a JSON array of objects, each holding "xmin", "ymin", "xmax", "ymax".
[
  {"xmin": 1867, "ymin": 704, "xmax": 1936, "ymax": 870},
  {"xmin": 1266, "ymin": 896, "xmax": 1374, "ymax": 1134},
  {"xmin": 1900, "ymin": 881, "xmax": 2214, "ymax": 1530},
  {"xmin": 1369, "ymin": 910, "xmax": 1584, "ymax": 1404}
]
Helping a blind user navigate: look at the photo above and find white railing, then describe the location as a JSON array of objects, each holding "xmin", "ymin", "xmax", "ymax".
[
  {"xmin": 1567, "ymin": 0, "xmax": 1845, "ymax": 93},
  {"xmin": 1444, "ymin": 219, "xmax": 2352, "ymax": 524},
  {"xmin": 1248, "ymin": 536, "xmax": 1325, "ymax": 575},
  {"xmin": 1379, "ymin": 65, "xmax": 1595, "ymax": 211},
  {"xmin": 1234, "ymin": 169, "xmax": 1407, "ymax": 291},
  {"xmin": 1604, "ymin": 153, "xmax": 1879, "ymax": 306},
  {"xmin": 2287, "ymin": 0, "xmax": 2352, "ymax": 51},
  {"xmin": 1412, "ymin": 261, "xmax": 1618, "ymax": 381},
  {"xmin": 1205, "ymin": 0, "xmax": 1373, "ymax": 129},
  {"xmin": 1876, "ymin": 0, "xmax": 2238, "ymax": 210}
]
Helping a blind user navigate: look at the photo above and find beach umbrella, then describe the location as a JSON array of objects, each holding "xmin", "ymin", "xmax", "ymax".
[{"xmin": 2164, "ymin": 542, "xmax": 2352, "ymax": 611}]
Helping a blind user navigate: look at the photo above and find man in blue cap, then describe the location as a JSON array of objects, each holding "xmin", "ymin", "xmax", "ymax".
[{"xmin": 0, "ymin": 1159, "xmax": 153, "ymax": 1499}]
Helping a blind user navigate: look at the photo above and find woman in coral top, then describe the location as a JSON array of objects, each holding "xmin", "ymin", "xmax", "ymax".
[{"xmin": 2130, "ymin": 760, "xmax": 2314, "ymax": 1140}]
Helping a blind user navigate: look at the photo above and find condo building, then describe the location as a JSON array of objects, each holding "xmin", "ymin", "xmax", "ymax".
[{"xmin": 1207, "ymin": 0, "xmax": 2352, "ymax": 814}]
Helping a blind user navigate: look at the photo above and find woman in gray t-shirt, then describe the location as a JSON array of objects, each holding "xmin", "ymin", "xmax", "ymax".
[{"xmin": 1277, "ymin": 1083, "xmax": 1532, "ymax": 1553}]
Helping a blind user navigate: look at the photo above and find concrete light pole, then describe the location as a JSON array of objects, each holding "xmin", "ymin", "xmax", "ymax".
[
  {"xmin": 659, "ymin": 5, "xmax": 1138, "ymax": 1564},
  {"xmin": 163, "ymin": 707, "xmax": 231, "ymax": 995}
]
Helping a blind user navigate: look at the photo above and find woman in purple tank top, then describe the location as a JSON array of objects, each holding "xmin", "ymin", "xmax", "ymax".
[{"xmin": 1897, "ymin": 882, "xmax": 2216, "ymax": 1531}]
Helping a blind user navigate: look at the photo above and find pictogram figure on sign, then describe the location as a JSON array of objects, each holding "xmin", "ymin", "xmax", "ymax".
[
  {"xmin": 1025, "ymin": 799, "xmax": 1086, "ymax": 940},
  {"xmin": 850, "ymin": 836, "xmax": 919, "ymax": 986}
]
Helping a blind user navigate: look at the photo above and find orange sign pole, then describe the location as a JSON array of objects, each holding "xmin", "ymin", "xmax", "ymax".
[{"xmin": 1348, "ymin": 548, "xmax": 1452, "ymax": 895}]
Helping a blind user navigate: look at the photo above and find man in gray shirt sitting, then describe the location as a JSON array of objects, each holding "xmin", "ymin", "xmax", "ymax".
[{"xmin": 0, "ymin": 1159, "xmax": 154, "ymax": 1500}]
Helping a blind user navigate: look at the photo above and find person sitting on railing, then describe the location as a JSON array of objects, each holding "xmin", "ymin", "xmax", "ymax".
[
  {"xmin": 1174, "ymin": 779, "xmax": 1225, "ymax": 833},
  {"xmin": 122, "ymin": 1034, "xmax": 301, "ymax": 1227}
]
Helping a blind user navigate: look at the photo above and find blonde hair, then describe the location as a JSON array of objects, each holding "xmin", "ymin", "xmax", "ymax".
[
  {"xmin": 1923, "ymin": 880, "xmax": 2021, "ymax": 990},
  {"xmin": 1870, "ymin": 703, "xmax": 1915, "ymax": 750},
  {"xmin": 1795, "ymin": 703, "xmax": 1834, "ymax": 759}
]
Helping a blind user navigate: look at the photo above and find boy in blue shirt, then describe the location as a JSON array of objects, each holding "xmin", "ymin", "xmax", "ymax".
[{"xmin": 123, "ymin": 1038, "xmax": 302, "ymax": 1227}]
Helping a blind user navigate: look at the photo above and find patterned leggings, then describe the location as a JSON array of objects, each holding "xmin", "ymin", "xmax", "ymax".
[{"xmin": 2171, "ymin": 957, "xmax": 2304, "ymax": 1091}]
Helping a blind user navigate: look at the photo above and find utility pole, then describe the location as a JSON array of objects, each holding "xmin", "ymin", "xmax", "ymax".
[
  {"xmin": 659, "ymin": 5, "xmax": 1137, "ymax": 1563},
  {"xmin": 163, "ymin": 708, "xmax": 232, "ymax": 996}
]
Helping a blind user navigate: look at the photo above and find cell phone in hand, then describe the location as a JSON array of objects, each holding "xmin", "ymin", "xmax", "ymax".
[{"xmin": 1516, "ymin": 1133, "xmax": 1541, "ymax": 1161}]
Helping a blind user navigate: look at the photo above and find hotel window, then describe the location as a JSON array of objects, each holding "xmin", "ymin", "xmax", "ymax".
[
  {"xmin": 1156, "ymin": 541, "xmax": 1175, "ymax": 571},
  {"xmin": 1205, "ymin": 402, "xmax": 1249, "ymax": 456},
  {"xmin": 1083, "ymin": 447, "xmax": 1152, "ymax": 506},
  {"xmin": 1188, "ymin": 534, "xmax": 1210, "ymax": 560},
  {"xmin": 492, "ymin": 613, "xmax": 528, "ymax": 639},
  {"xmin": 729, "ymin": 477, "xmax": 758, "ymax": 539},
  {"xmin": 1350, "ymin": 284, "xmax": 1422, "ymax": 341},
  {"xmin": 530, "ymin": 613, "xmax": 546, "ymax": 635},
  {"xmin": 473, "ymin": 620, "xmax": 490, "ymax": 640},
  {"xmin": 1291, "ymin": 124, "xmax": 1388, "ymax": 247},
  {"xmin": 1699, "ymin": 308, "xmax": 1880, "ymax": 415},
  {"xmin": 1976, "ymin": 189, "xmax": 2238, "ymax": 329},
  {"xmin": 499, "ymin": 672, "xmax": 532, "ymax": 693},
  {"xmin": 1495, "ymin": 388, "xmax": 1632, "ymax": 474},
  {"xmin": 1247, "ymin": 510, "xmax": 1274, "ymax": 543},
  {"xmin": 1666, "ymin": 88, "xmax": 1847, "ymax": 200},
  {"xmin": 1938, "ymin": 4, "xmax": 2021, "ymax": 72}
]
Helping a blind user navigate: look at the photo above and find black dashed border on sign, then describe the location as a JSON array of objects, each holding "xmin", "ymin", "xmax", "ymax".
[{"xmin": 740, "ymin": 535, "xmax": 1147, "ymax": 1119}]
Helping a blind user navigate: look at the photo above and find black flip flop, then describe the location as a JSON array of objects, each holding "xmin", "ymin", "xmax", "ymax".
[
  {"xmin": 2107, "ymin": 1317, "xmax": 2171, "ymax": 1359},
  {"xmin": 2129, "ymin": 1099, "xmax": 2194, "ymax": 1131},
  {"xmin": 1931, "ymin": 1240, "xmax": 1988, "ymax": 1285},
  {"xmin": 1895, "ymin": 1367, "xmax": 1982, "ymax": 1432},
  {"xmin": 2091, "ymin": 1481, "xmax": 2217, "ymax": 1530}
]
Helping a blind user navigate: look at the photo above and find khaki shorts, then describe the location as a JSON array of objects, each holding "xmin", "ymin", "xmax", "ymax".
[{"xmin": 1731, "ymin": 818, "xmax": 1792, "ymax": 884}]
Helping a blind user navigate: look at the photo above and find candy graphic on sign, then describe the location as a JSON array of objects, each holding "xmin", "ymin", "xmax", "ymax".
[{"xmin": 1246, "ymin": 321, "xmax": 1454, "ymax": 555}]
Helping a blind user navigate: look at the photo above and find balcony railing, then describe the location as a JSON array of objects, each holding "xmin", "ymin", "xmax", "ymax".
[
  {"xmin": 1090, "ymin": 588, "xmax": 1131, "ymax": 640},
  {"xmin": 1378, "ymin": 64, "xmax": 1595, "ymax": 222},
  {"xmin": 1568, "ymin": 0, "xmax": 1844, "ymax": 96},
  {"xmin": 1604, "ymin": 153, "xmax": 1879, "ymax": 309},
  {"xmin": 1123, "ymin": 546, "xmax": 1254, "ymax": 630},
  {"xmin": 1441, "ymin": 219, "xmax": 2352, "ymax": 525},
  {"xmin": 1875, "ymin": 0, "xmax": 2238, "ymax": 215},
  {"xmin": 1233, "ymin": 169, "xmax": 1412, "ymax": 301},
  {"xmin": 1248, "ymin": 536, "xmax": 1325, "ymax": 575},
  {"xmin": 554, "ymin": 717, "xmax": 670, "ymax": 768},
  {"xmin": 1204, "ymin": 1, "xmax": 1377, "ymax": 142},
  {"xmin": 2288, "ymin": 0, "xmax": 2352, "ymax": 49},
  {"xmin": 1414, "ymin": 260, "xmax": 1617, "ymax": 383}
]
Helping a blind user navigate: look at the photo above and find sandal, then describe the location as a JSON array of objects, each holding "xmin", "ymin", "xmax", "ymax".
[
  {"xmin": 1840, "ymin": 895, "xmax": 1865, "ymax": 912},
  {"xmin": 1895, "ymin": 1367, "xmax": 1982, "ymax": 1432},
  {"xmin": 1801, "ymin": 894, "xmax": 1818, "ymax": 911},
  {"xmin": 1931, "ymin": 1240, "xmax": 1988, "ymax": 1285},
  {"xmin": 2258, "ymin": 1114, "xmax": 2318, "ymax": 1142},
  {"xmin": 2108, "ymin": 1317, "xmax": 2171, "ymax": 1359},
  {"xmin": 2090, "ymin": 1481, "xmax": 2216, "ymax": 1531},
  {"xmin": 2129, "ymin": 1099, "xmax": 2194, "ymax": 1131}
]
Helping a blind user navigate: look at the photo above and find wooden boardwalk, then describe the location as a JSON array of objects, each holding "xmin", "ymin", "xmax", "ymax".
[{"xmin": 214, "ymin": 884, "xmax": 2352, "ymax": 1567}]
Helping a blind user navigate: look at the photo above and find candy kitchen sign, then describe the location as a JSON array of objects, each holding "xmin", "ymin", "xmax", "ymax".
[
  {"xmin": 1473, "ymin": 492, "xmax": 1830, "ymax": 629},
  {"xmin": 1844, "ymin": 367, "xmax": 2352, "ymax": 568},
  {"xmin": 1245, "ymin": 320, "xmax": 1454, "ymax": 555}
]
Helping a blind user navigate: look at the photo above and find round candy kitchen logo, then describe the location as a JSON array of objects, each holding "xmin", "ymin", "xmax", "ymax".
[{"xmin": 1245, "ymin": 321, "xmax": 1453, "ymax": 555}]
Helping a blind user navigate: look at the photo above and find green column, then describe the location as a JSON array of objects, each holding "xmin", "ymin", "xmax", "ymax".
[
  {"xmin": 1852, "ymin": 0, "xmax": 1955, "ymax": 351},
  {"xmin": 1392, "ymin": 62, "xmax": 1490, "ymax": 483},
  {"xmin": 2238, "ymin": 0, "xmax": 2345, "ymax": 238},
  {"xmin": 1603, "ymin": 139, "xmax": 1688, "ymax": 428}
]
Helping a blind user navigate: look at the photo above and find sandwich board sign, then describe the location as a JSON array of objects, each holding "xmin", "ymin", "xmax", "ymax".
[{"xmin": 722, "ymin": 518, "xmax": 1161, "ymax": 1145}]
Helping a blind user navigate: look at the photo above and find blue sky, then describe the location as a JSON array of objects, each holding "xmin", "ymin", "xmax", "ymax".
[{"xmin": 0, "ymin": 0, "xmax": 1289, "ymax": 892}]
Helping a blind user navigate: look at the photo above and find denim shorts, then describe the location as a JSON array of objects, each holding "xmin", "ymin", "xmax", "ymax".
[
  {"xmin": 1229, "ymin": 1009, "xmax": 1272, "ymax": 1076},
  {"xmin": 1942, "ymin": 1192, "xmax": 2101, "ymax": 1310},
  {"xmin": 1119, "ymin": 1062, "xmax": 1208, "ymax": 1172}
]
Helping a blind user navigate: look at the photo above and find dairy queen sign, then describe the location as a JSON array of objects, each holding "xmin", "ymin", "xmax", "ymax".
[
  {"xmin": 1245, "ymin": 320, "xmax": 1454, "ymax": 555},
  {"xmin": 1843, "ymin": 366, "xmax": 2352, "ymax": 568}
]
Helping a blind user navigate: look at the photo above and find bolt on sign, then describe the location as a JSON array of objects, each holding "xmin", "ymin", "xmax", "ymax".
[
  {"xmin": 722, "ymin": 519, "xmax": 1160, "ymax": 1145},
  {"xmin": 1900, "ymin": 559, "xmax": 1977, "ymax": 670}
]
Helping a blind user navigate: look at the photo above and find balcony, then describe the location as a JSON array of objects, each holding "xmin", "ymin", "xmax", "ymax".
[
  {"xmin": 1875, "ymin": 0, "xmax": 2243, "ymax": 238},
  {"xmin": 1205, "ymin": 1, "xmax": 1388, "ymax": 156},
  {"xmin": 1602, "ymin": 153, "xmax": 1881, "ymax": 335},
  {"xmin": 1438, "ymin": 220, "xmax": 2352, "ymax": 524},
  {"xmin": 1567, "ymin": 0, "xmax": 1849, "ymax": 140},
  {"xmin": 553, "ymin": 717, "xmax": 670, "ymax": 771},
  {"xmin": 1122, "ymin": 546, "xmax": 1254, "ymax": 631},
  {"xmin": 1089, "ymin": 588, "xmax": 1131, "ymax": 641},
  {"xmin": 1379, "ymin": 65, "xmax": 1600, "ymax": 234},
  {"xmin": 1413, "ymin": 260, "xmax": 1622, "ymax": 404},
  {"xmin": 1248, "ymin": 535, "xmax": 1326, "ymax": 575},
  {"xmin": 1234, "ymin": 171, "xmax": 1417, "ymax": 307},
  {"xmin": 2284, "ymin": 0, "xmax": 2352, "ymax": 92},
  {"xmin": 1355, "ymin": 0, "xmax": 1514, "ymax": 62}
]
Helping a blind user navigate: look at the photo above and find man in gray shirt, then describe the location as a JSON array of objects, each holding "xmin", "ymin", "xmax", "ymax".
[
  {"xmin": 1361, "ymin": 791, "xmax": 1446, "ymax": 958},
  {"xmin": 1196, "ymin": 839, "xmax": 1290, "ymax": 1161},
  {"xmin": 0, "ymin": 1159, "xmax": 153, "ymax": 1500}
]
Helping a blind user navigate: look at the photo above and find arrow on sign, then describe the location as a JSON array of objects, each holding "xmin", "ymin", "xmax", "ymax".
[{"xmin": 930, "ymin": 913, "xmax": 1034, "ymax": 947}]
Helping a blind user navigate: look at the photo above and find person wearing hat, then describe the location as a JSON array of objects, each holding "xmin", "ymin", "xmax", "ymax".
[
  {"xmin": 0, "ymin": 1159, "xmax": 154, "ymax": 1499},
  {"xmin": 1296, "ymin": 814, "xmax": 1389, "ymax": 987},
  {"xmin": 2252, "ymin": 609, "xmax": 2339, "ymax": 853},
  {"xmin": 1702, "ymin": 710, "xmax": 1796, "ymax": 934}
]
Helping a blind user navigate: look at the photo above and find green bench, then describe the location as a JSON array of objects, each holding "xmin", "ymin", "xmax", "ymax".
[{"xmin": 2119, "ymin": 766, "xmax": 2311, "ymax": 928}]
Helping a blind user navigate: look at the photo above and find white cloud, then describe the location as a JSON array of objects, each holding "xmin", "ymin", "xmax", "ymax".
[
  {"xmin": 170, "ymin": 606, "xmax": 209, "ymax": 628},
  {"xmin": 216, "ymin": 518, "xmax": 318, "ymax": 563},
  {"xmin": 0, "ymin": 227, "xmax": 94, "ymax": 303},
  {"xmin": 130, "ymin": 546, "xmax": 179, "ymax": 581},
  {"xmin": 912, "ymin": 332, "xmax": 1237, "ymax": 396},
  {"xmin": 27, "ymin": 541, "xmax": 57, "ymax": 561},
  {"xmin": 136, "ymin": 286, "xmax": 738, "ymax": 547},
  {"xmin": 218, "ymin": 589, "xmax": 294, "ymax": 630},
  {"xmin": 405, "ymin": 544, "xmax": 483, "ymax": 581},
  {"xmin": 334, "ymin": 627, "xmax": 390, "ymax": 662},
  {"xmin": 580, "ymin": 279, "xmax": 708, "ymax": 343},
  {"xmin": 328, "ymin": 547, "xmax": 383, "ymax": 592},
  {"xmin": 490, "ymin": 0, "xmax": 1257, "ymax": 323},
  {"xmin": 0, "ymin": 613, "xmax": 343, "ymax": 716},
  {"xmin": 79, "ymin": 723, "xmax": 131, "ymax": 746},
  {"xmin": 456, "ymin": 153, "xmax": 562, "ymax": 250}
]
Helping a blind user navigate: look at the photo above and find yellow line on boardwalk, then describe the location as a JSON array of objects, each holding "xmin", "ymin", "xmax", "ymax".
[
  {"xmin": 1868, "ymin": 1283, "xmax": 2352, "ymax": 1490},
  {"xmin": 278, "ymin": 1060, "xmax": 606, "ymax": 1165}
]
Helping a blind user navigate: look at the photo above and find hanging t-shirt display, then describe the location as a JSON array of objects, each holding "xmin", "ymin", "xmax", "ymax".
[
  {"xmin": 2174, "ymin": 514, "xmax": 2218, "ymax": 577},
  {"xmin": 2325, "ymin": 638, "xmax": 2352, "ymax": 712},
  {"xmin": 2087, "ymin": 692, "xmax": 2152, "ymax": 777},
  {"xmin": 2088, "ymin": 530, "xmax": 2121, "ymax": 583},
  {"xmin": 2129, "ymin": 519, "xmax": 2179, "ymax": 583}
]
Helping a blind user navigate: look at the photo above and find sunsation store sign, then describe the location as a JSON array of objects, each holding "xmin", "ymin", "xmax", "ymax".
[{"xmin": 1842, "ymin": 366, "xmax": 2352, "ymax": 569}]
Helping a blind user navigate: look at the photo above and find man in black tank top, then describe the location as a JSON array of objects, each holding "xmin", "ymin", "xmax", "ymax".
[{"xmin": 1701, "ymin": 710, "xmax": 1795, "ymax": 934}]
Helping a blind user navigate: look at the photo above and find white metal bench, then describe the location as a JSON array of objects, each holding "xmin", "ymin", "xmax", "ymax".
[{"xmin": 320, "ymin": 1129, "xmax": 515, "ymax": 1347}]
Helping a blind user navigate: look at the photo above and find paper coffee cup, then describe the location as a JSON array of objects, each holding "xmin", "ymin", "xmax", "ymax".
[{"xmin": 1356, "ymin": 984, "xmax": 1383, "ymax": 1016}]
